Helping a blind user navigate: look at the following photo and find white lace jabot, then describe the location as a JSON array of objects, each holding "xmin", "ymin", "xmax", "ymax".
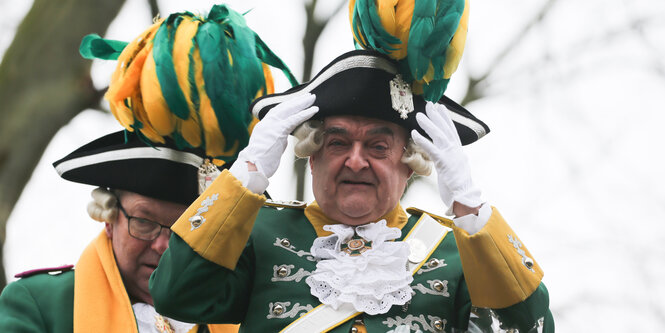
[
  {"xmin": 305, "ymin": 220, "xmax": 413, "ymax": 315},
  {"xmin": 133, "ymin": 303, "xmax": 196, "ymax": 333}
]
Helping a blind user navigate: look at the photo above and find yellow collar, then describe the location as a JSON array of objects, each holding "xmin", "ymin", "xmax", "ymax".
[{"xmin": 304, "ymin": 202, "xmax": 408, "ymax": 237}]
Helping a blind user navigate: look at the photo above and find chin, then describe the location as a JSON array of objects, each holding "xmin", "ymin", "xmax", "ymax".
[{"xmin": 337, "ymin": 204, "xmax": 379, "ymax": 224}]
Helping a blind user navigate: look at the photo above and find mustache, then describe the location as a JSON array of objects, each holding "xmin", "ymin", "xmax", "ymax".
[{"xmin": 337, "ymin": 172, "xmax": 377, "ymax": 185}]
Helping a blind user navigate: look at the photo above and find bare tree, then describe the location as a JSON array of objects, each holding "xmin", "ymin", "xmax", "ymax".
[
  {"xmin": 294, "ymin": 0, "xmax": 348, "ymax": 200},
  {"xmin": 0, "ymin": 0, "xmax": 127, "ymax": 288}
]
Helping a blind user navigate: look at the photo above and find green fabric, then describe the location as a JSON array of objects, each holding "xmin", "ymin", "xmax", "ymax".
[
  {"xmin": 0, "ymin": 271, "xmax": 75, "ymax": 332},
  {"xmin": 151, "ymin": 207, "xmax": 553, "ymax": 332},
  {"xmin": 351, "ymin": 0, "xmax": 401, "ymax": 53},
  {"xmin": 79, "ymin": 34, "xmax": 128, "ymax": 60}
]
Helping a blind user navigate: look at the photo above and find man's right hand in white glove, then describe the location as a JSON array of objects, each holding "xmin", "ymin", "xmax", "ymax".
[{"xmin": 230, "ymin": 93, "xmax": 318, "ymax": 193}]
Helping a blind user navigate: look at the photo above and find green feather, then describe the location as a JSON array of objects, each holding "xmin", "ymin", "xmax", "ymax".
[
  {"xmin": 79, "ymin": 34, "xmax": 128, "ymax": 60},
  {"xmin": 153, "ymin": 15, "xmax": 191, "ymax": 120},
  {"xmin": 407, "ymin": 0, "xmax": 437, "ymax": 80},
  {"xmin": 254, "ymin": 34, "xmax": 299, "ymax": 87},
  {"xmin": 352, "ymin": 0, "xmax": 401, "ymax": 54},
  {"xmin": 422, "ymin": 78, "xmax": 448, "ymax": 101}
]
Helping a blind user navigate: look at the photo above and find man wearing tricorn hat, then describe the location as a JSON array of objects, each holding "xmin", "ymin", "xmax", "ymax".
[
  {"xmin": 150, "ymin": 1, "xmax": 554, "ymax": 331},
  {"xmin": 0, "ymin": 4, "xmax": 297, "ymax": 332}
]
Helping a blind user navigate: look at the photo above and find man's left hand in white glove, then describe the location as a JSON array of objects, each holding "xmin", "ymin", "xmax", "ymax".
[{"xmin": 411, "ymin": 102, "xmax": 490, "ymax": 233}]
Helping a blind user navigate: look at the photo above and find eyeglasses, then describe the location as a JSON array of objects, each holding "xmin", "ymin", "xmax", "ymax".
[{"xmin": 116, "ymin": 198, "xmax": 171, "ymax": 241}]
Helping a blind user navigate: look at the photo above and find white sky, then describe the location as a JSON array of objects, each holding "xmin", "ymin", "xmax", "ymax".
[{"xmin": 3, "ymin": 0, "xmax": 665, "ymax": 331}]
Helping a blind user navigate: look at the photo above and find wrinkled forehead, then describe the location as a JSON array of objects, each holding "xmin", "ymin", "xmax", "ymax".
[{"xmin": 322, "ymin": 116, "xmax": 408, "ymax": 141}]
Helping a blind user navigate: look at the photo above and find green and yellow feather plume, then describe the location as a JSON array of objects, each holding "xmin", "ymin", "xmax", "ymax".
[
  {"xmin": 349, "ymin": 0, "xmax": 468, "ymax": 101},
  {"xmin": 80, "ymin": 4, "xmax": 297, "ymax": 161}
]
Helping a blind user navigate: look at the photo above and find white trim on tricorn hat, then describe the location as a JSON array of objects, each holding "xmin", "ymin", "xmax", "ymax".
[
  {"xmin": 52, "ymin": 131, "xmax": 225, "ymax": 206},
  {"xmin": 54, "ymin": 147, "xmax": 204, "ymax": 176},
  {"xmin": 250, "ymin": 50, "xmax": 489, "ymax": 145}
]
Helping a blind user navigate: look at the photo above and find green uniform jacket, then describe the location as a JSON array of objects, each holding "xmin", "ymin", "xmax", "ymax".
[
  {"xmin": 0, "ymin": 270, "xmax": 75, "ymax": 332},
  {"xmin": 152, "ymin": 205, "xmax": 554, "ymax": 332}
]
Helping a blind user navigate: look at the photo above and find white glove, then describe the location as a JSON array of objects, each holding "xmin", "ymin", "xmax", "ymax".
[
  {"xmin": 234, "ymin": 93, "xmax": 318, "ymax": 179},
  {"xmin": 411, "ymin": 102, "xmax": 482, "ymax": 209}
]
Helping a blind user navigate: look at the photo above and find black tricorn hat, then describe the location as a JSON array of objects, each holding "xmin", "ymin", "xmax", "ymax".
[
  {"xmin": 250, "ymin": 50, "xmax": 489, "ymax": 145},
  {"xmin": 53, "ymin": 131, "xmax": 227, "ymax": 205}
]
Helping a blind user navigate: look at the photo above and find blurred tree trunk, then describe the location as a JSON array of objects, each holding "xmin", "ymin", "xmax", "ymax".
[
  {"xmin": 0, "ymin": 0, "xmax": 126, "ymax": 289},
  {"xmin": 295, "ymin": 0, "xmax": 347, "ymax": 200}
]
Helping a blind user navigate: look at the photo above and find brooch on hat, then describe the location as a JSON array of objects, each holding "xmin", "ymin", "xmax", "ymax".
[
  {"xmin": 389, "ymin": 74, "xmax": 414, "ymax": 119},
  {"xmin": 198, "ymin": 159, "xmax": 221, "ymax": 194}
]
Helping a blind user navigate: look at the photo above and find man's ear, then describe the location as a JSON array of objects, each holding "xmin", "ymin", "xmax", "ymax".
[
  {"xmin": 104, "ymin": 222, "xmax": 113, "ymax": 239},
  {"xmin": 309, "ymin": 154, "xmax": 316, "ymax": 173}
]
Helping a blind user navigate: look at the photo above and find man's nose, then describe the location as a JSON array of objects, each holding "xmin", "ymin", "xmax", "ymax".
[
  {"xmin": 151, "ymin": 228, "xmax": 171, "ymax": 255},
  {"xmin": 344, "ymin": 142, "xmax": 369, "ymax": 172}
]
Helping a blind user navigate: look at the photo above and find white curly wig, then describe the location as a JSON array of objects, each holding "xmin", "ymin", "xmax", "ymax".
[
  {"xmin": 87, "ymin": 187, "xmax": 118, "ymax": 223},
  {"xmin": 293, "ymin": 120, "xmax": 432, "ymax": 176}
]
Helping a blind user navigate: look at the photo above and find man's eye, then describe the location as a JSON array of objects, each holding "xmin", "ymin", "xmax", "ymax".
[{"xmin": 328, "ymin": 140, "xmax": 347, "ymax": 147}]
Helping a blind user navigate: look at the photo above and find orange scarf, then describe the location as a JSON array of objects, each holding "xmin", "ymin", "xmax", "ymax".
[{"xmin": 73, "ymin": 231, "xmax": 238, "ymax": 333}]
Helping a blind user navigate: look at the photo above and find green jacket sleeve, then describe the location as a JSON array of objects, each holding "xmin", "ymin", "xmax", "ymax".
[{"xmin": 150, "ymin": 233, "xmax": 254, "ymax": 324}]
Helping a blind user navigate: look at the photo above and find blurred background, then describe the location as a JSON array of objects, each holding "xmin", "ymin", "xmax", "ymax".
[{"xmin": 1, "ymin": 0, "xmax": 664, "ymax": 331}]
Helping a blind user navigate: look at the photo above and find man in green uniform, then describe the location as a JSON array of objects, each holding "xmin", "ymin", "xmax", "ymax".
[
  {"xmin": 0, "ymin": 131, "xmax": 238, "ymax": 333},
  {"xmin": 150, "ymin": 50, "xmax": 555, "ymax": 332}
]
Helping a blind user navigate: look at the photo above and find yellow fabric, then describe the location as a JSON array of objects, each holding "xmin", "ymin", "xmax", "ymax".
[
  {"xmin": 171, "ymin": 170, "xmax": 266, "ymax": 270},
  {"xmin": 452, "ymin": 207, "xmax": 544, "ymax": 308},
  {"xmin": 73, "ymin": 231, "xmax": 239, "ymax": 333},
  {"xmin": 304, "ymin": 202, "xmax": 408, "ymax": 237},
  {"xmin": 73, "ymin": 232, "xmax": 138, "ymax": 333},
  {"xmin": 443, "ymin": 0, "xmax": 469, "ymax": 79}
]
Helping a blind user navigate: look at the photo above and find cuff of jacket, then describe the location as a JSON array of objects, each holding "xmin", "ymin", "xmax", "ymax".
[
  {"xmin": 453, "ymin": 207, "xmax": 544, "ymax": 308},
  {"xmin": 171, "ymin": 169, "xmax": 265, "ymax": 270}
]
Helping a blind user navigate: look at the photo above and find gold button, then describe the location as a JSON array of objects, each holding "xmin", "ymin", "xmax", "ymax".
[
  {"xmin": 280, "ymin": 239, "xmax": 291, "ymax": 247},
  {"xmin": 272, "ymin": 304, "xmax": 284, "ymax": 315},
  {"xmin": 428, "ymin": 258, "xmax": 440, "ymax": 267},
  {"xmin": 433, "ymin": 280, "xmax": 445, "ymax": 292},
  {"xmin": 277, "ymin": 266, "xmax": 289, "ymax": 277},
  {"xmin": 524, "ymin": 258, "xmax": 534, "ymax": 269},
  {"xmin": 190, "ymin": 215, "xmax": 204, "ymax": 228},
  {"xmin": 433, "ymin": 319, "xmax": 444, "ymax": 331}
]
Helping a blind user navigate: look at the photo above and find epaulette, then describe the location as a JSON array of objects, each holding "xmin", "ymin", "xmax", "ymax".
[
  {"xmin": 406, "ymin": 207, "xmax": 455, "ymax": 229},
  {"xmin": 263, "ymin": 199, "xmax": 307, "ymax": 210},
  {"xmin": 14, "ymin": 264, "xmax": 74, "ymax": 279}
]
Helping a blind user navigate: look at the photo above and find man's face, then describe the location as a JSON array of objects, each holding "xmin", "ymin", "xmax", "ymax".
[
  {"xmin": 105, "ymin": 191, "xmax": 186, "ymax": 305},
  {"xmin": 310, "ymin": 116, "xmax": 413, "ymax": 225}
]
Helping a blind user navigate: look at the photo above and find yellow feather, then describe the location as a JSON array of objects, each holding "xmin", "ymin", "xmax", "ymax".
[
  {"xmin": 393, "ymin": 0, "xmax": 414, "ymax": 59},
  {"xmin": 247, "ymin": 116, "xmax": 260, "ymax": 135},
  {"xmin": 349, "ymin": 0, "xmax": 368, "ymax": 47},
  {"xmin": 172, "ymin": 17, "xmax": 202, "ymax": 147},
  {"xmin": 107, "ymin": 99, "xmax": 135, "ymax": 131},
  {"xmin": 254, "ymin": 63, "xmax": 274, "ymax": 99},
  {"xmin": 422, "ymin": 63, "xmax": 435, "ymax": 83},
  {"xmin": 443, "ymin": 0, "xmax": 469, "ymax": 79},
  {"xmin": 130, "ymin": 94, "xmax": 165, "ymax": 143},
  {"xmin": 141, "ymin": 49, "xmax": 176, "ymax": 136},
  {"xmin": 172, "ymin": 17, "xmax": 199, "ymax": 112},
  {"xmin": 107, "ymin": 45, "xmax": 151, "ymax": 103},
  {"xmin": 377, "ymin": 0, "xmax": 399, "ymax": 36},
  {"xmin": 108, "ymin": 21, "xmax": 162, "ymax": 101},
  {"xmin": 178, "ymin": 114, "xmax": 202, "ymax": 147}
]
